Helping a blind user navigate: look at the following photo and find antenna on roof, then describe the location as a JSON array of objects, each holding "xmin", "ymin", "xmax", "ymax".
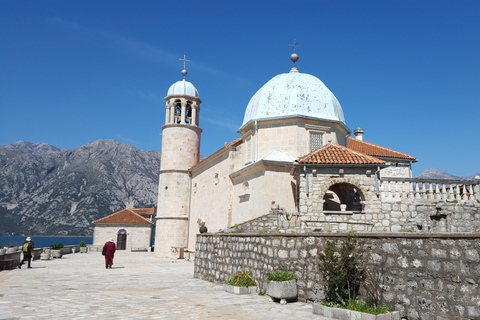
[{"xmin": 179, "ymin": 54, "xmax": 190, "ymax": 79}]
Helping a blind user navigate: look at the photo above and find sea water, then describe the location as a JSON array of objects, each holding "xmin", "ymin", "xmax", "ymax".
[{"xmin": 0, "ymin": 236, "xmax": 93, "ymax": 249}]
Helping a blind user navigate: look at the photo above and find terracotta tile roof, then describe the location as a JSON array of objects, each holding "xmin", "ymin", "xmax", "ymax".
[
  {"xmin": 296, "ymin": 143, "xmax": 386, "ymax": 165},
  {"xmin": 347, "ymin": 137, "xmax": 416, "ymax": 160},
  {"xmin": 224, "ymin": 137, "xmax": 242, "ymax": 148},
  {"xmin": 93, "ymin": 208, "xmax": 153, "ymax": 224},
  {"xmin": 130, "ymin": 208, "xmax": 154, "ymax": 216}
]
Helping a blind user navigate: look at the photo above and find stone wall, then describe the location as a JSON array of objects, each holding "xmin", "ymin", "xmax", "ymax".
[
  {"xmin": 194, "ymin": 233, "xmax": 480, "ymax": 320},
  {"xmin": 296, "ymin": 167, "xmax": 480, "ymax": 233}
]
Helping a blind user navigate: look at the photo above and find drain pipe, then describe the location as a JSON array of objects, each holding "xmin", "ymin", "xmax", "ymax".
[
  {"xmin": 186, "ymin": 170, "xmax": 193, "ymax": 250},
  {"xmin": 255, "ymin": 120, "xmax": 258, "ymax": 161},
  {"xmin": 304, "ymin": 166, "xmax": 309, "ymax": 197},
  {"xmin": 375, "ymin": 166, "xmax": 381, "ymax": 197}
]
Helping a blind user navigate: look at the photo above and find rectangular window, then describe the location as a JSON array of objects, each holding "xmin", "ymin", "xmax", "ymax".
[{"xmin": 310, "ymin": 132, "xmax": 323, "ymax": 152}]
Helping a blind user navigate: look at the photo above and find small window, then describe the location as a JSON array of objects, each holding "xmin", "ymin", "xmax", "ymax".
[
  {"xmin": 246, "ymin": 137, "xmax": 252, "ymax": 163},
  {"xmin": 243, "ymin": 181, "xmax": 249, "ymax": 195},
  {"xmin": 310, "ymin": 132, "xmax": 323, "ymax": 152},
  {"xmin": 185, "ymin": 101, "xmax": 192, "ymax": 124}
]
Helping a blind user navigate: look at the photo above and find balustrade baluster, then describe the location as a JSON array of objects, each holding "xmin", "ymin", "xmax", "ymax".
[
  {"xmin": 428, "ymin": 184, "xmax": 433, "ymax": 199},
  {"xmin": 448, "ymin": 184, "xmax": 454, "ymax": 200},
  {"xmin": 441, "ymin": 184, "xmax": 447, "ymax": 201},
  {"xmin": 435, "ymin": 184, "xmax": 440, "ymax": 200},
  {"xmin": 470, "ymin": 184, "xmax": 475, "ymax": 201},
  {"xmin": 456, "ymin": 184, "xmax": 462, "ymax": 201}
]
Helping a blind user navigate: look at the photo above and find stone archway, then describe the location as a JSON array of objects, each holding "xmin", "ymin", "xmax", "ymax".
[
  {"xmin": 117, "ymin": 229, "xmax": 127, "ymax": 250},
  {"xmin": 322, "ymin": 180, "xmax": 366, "ymax": 212}
]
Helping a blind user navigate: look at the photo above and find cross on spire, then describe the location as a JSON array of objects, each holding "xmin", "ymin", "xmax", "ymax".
[
  {"xmin": 179, "ymin": 54, "xmax": 190, "ymax": 78},
  {"xmin": 289, "ymin": 39, "xmax": 300, "ymax": 53},
  {"xmin": 180, "ymin": 54, "xmax": 190, "ymax": 69}
]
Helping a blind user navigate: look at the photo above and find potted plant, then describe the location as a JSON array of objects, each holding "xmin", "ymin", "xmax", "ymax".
[
  {"xmin": 50, "ymin": 243, "xmax": 64, "ymax": 258},
  {"xmin": 0, "ymin": 244, "xmax": 6, "ymax": 255},
  {"xmin": 270, "ymin": 201, "xmax": 279, "ymax": 210},
  {"xmin": 223, "ymin": 269, "xmax": 257, "ymax": 295},
  {"xmin": 265, "ymin": 270, "xmax": 297, "ymax": 304},
  {"xmin": 79, "ymin": 241, "xmax": 88, "ymax": 253}
]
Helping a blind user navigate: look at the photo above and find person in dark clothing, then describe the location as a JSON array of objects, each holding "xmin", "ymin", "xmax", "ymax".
[
  {"xmin": 103, "ymin": 238, "xmax": 116, "ymax": 269},
  {"xmin": 19, "ymin": 237, "xmax": 34, "ymax": 269}
]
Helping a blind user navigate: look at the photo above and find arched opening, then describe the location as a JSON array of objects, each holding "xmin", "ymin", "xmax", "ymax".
[
  {"xmin": 174, "ymin": 100, "xmax": 182, "ymax": 124},
  {"xmin": 117, "ymin": 229, "xmax": 127, "ymax": 250},
  {"xmin": 323, "ymin": 183, "xmax": 364, "ymax": 212},
  {"xmin": 185, "ymin": 101, "xmax": 192, "ymax": 124}
]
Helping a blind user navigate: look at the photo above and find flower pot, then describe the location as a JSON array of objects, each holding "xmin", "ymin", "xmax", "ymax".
[
  {"xmin": 266, "ymin": 279, "xmax": 297, "ymax": 304},
  {"xmin": 223, "ymin": 284, "xmax": 256, "ymax": 295},
  {"xmin": 6, "ymin": 247, "xmax": 16, "ymax": 254},
  {"xmin": 51, "ymin": 249, "xmax": 63, "ymax": 258},
  {"xmin": 41, "ymin": 248, "xmax": 52, "ymax": 260},
  {"xmin": 79, "ymin": 247, "xmax": 88, "ymax": 253}
]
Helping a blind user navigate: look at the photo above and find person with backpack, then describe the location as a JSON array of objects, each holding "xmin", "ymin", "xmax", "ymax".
[{"xmin": 19, "ymin": 237, "xmax": 34, "ymax": 269}]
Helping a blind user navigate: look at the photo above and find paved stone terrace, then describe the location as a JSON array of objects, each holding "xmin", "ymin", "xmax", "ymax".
[{"xmin": 0, "ymin": 251, "xmax": 325, "ymax": 320}]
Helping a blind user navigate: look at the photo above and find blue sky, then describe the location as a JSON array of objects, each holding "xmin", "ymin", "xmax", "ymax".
[{"xmin": 1, "ymin": 0, "xmax": 479, "ymax": 177}]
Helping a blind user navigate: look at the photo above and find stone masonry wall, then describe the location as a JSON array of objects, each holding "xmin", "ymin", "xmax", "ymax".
[
  {"xmin": 194, "ymin": 233, "xmax": 480, "ymax": 320},
  {"xmin": 297, "ymin": 168, "xmax": 480, "ymax": 233}
]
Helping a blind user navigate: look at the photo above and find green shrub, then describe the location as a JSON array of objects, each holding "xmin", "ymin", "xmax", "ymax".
[
  {"xmin": 0, "ymin": 243, "xmax": 4, "ymax": 249},
  {"xmin": 321, "ymin": 300, "xmax": 394, "ymax": 315},
  {"xmin": 79, "ymin": 241, "xmax": 87, "ymax": 247},
  {"xmin": 318, "ymin": 235, "xmax": 364, "ymax": 306},
  {"xmin": 266, "ymin": 270, "xmax": 296, "ymax": 282},
  {"xmin": 225, "ymin": 270, "xmax": 257, "ymax": 287},
  {"xmin": 50, "ymin": 243, "xmax": 64, "ymax": 250}
]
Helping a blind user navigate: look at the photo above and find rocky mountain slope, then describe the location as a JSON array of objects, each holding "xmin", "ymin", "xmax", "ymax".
[
  {"xmin": 0, "ymin": 140, "xmax": 161, "ymax": 236},
  {"xmin": 416, "ymin": 168, "xmax": 480, "ymax": 180}
]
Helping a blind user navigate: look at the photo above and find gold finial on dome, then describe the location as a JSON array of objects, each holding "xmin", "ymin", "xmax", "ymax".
[
  {"xmin": 179, "ymin": 54, "xmax": 190, "ymax": 78},
  {"xmin": 289, "ymin": 39, "xmax": 300, "ymax": 73}
]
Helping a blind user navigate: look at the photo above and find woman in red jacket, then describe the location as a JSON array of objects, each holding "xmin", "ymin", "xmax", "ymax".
[{"xmin": 103, "ymin": 238, "xmax": 116, "ymax": 269}]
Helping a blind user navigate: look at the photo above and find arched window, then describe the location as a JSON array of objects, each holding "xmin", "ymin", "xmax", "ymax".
[
  {"xmin": 174, "ymin": 100, "xmax": 182, "ymax": 124},
  {"xmin": 185, "ymin": 101, "xmax": 192, "ymax": 124},
  {"xmin": 243, "ymin": 181, "xmax": 249, "ymax": 195}
]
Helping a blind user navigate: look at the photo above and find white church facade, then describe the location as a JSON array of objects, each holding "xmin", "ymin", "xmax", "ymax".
[{"xmin": 153, "ymin": 53, "xmax": 423, "ymax": 257}]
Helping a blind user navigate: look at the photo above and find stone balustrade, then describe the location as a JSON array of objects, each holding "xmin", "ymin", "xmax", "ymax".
[{"xmin": 380, "ymin": 178, "xmax": 480, "ymax": 203}]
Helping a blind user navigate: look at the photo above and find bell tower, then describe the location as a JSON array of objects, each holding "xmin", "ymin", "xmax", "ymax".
[{"xmin": 154, "ymin": 56, "xmax": 202, "ymax": 258}]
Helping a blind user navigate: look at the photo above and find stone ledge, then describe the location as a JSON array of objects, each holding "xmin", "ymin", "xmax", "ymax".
[
  {"xmin": 312, "ymin": 303, "xmax": 400, "ymax": 320},
  {"xmin": 198, "ymin": 232, "xmax": 480, "ymax": 239}
]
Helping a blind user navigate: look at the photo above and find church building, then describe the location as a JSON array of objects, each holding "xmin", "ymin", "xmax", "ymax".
[{"xmin": 154, "ymin": 52, "xmax": 416, "ymax": 257}]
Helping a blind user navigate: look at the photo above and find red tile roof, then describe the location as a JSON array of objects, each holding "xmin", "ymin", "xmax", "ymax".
[
  {"xmin": 347, "ymin": 137, "xmax": 416, "ymax": 160},
  {"xmin": 296, "ymin": 143, "xmax": 386, "ymax": 165},
  {"xmin": 93, "ymin": 208, "xmax": 153, "ymax": 224}
]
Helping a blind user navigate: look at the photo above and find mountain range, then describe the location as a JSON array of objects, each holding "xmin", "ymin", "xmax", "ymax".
[
  {"xmin": 0, "ymin": 140, "xmax": 478, "ymax": 236},
  {"xmin": 0, "ymin": 140, "xmax": 161, "ymax": 236}
]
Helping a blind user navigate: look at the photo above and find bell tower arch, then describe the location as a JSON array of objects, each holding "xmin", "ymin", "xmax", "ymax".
[{"xmin": 154, "ymin": 58, "xmax": 202, "ymax": 258}]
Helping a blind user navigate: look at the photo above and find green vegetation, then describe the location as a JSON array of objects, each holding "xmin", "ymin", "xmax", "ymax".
[
  {"xmin": 228, "ymin": 230, "xmax": 242, "ymax": 234},
  {"xmin": 321, "ymin": 300, "xmax": 394, "ymax": 315},
  {"xmin": 79, "ymin": 241, "xmax": 87, "ymax": 247},
  {"xmin": 225, "ymin": 270, "xmax": 257, "ymax": 287},
  {"xmin": 318, "ymin": 235, "xmax": 364, "ymax": 306},
  {"xmin": 50, "ymin": 243, "xmax": 64, "ymax": 250},
  {"xmin": 0, "ymin": 243, "xmax": 4, "ymax": 249},
  {"xmin": 446, "ymin": 200, "xmax": 458, "ymax": 203},
  {"xmin": 258, "ymin": 291, "xmax": 266, "ymax": 296},
  {"xmin": 266, "ymin": 270, "xmax": 296, "ymax": 282}
]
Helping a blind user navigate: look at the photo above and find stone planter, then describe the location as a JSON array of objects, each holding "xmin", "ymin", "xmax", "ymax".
[
  {"xmin": 6, "ymin": 247, "xmax": 17, "ymax": 254},
  {"xmin": 79, "ymin": 247, "xmax": 88, "ymax": 253},
  {"xmin": 266, "ymin": 279, "xmax": 297, "ymax": 304},
  {"xmin": 0, "ymin": 248, "xmax": 6, "ymax": 255},
  {"xmin": 41, "ymin": 248, "xmax": 51, "ymax": 260},
  {"xmin": 51, "ymin": 249, "xmax": 63, "ymax": 258},
  {"xmin": 313, "ymin": 303, "xmax": 400, "ymax": 320},
  {"xmin": 223, "ymin": 284, "xmax": 256, "ymax": 295}
]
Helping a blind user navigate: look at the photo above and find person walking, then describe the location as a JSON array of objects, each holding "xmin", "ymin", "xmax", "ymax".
[
  {"xmin": 103, "ymin": 238, "xmax": 116, "ymax": 269},
  {"xmin": 19, "ymin": 237, "xmax": 34, "ymax": 269}
]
